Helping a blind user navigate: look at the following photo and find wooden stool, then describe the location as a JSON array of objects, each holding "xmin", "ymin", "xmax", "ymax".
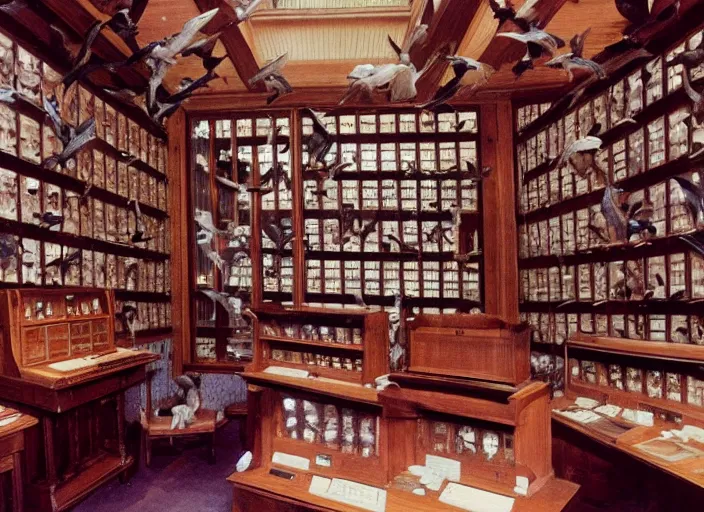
[
  {"xmin": 224, "ymin": 402, "xmax": 248, "ymax": 449},
  {"xmin": 141, "ymin": 372, "xmax": 227, "ymax": 467},
  {"xmin": 0, "ymin": 410, "xmax": 38, "ymax": 512},
  {"xmin": 142, "ymin": 409, "xmax": 227, "ymax": 467}
]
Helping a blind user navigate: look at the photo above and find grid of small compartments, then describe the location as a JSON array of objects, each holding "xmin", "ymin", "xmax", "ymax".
[
  {"xmin": 301, "ymin": 109, "xmax": 482, "ymax": 312},
  {"xmin": 0, "ymin": 29, "xmax": 171, "ymax": 342},
  {"xmin": 190, "ymin": 115, "xmax": 291, "ymax": 362},
  {"xmin": 515, "ymin": 29, "xmax": 704, "ymax": 391},
  {"xmin": 279, "ymin": 394, "xmax": 379, "ymax": 458},
  {"xmin": 422, "ymin": 418, "xmax": 514, "ymax": 464},
  {"xmin": 568, "ymin": 351, "xmax": 704, "ymax": 412}
]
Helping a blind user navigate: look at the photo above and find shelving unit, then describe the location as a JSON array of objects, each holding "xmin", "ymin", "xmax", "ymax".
[{"xmin": 251, "ymin": 304, "xmax": 389, "ymax": 385}]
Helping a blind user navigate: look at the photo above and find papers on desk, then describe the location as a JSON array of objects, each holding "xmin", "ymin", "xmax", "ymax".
[
  {"xmin": 309, "ymin": 476, "xmax": 387, "ymax": 512},
  {"xmin": 574, "ymin": 396, "xmax": 600, "ymax": 409},
  {"xmin": 48, "ymin": 348, "xmax": 135, "ymax": 372},
  {"xmin": 425, "ymin": 454, "xmax": 461, "ymax": 482},
  {"xmin": 272, "ymin": 451, "xmax": 310, "ymax": 471},
  {"xmin": 439, "ymin": 482, "xmax": 515, "ymax": 512},
  {"xmin": 621, "ymin": 408, "xmax": 654, "ymax": 427},
  {"xmin": 263, "ymin": 366, "xmax": 310, "ymax": 379},
  {"xmin": 553, "ymin": 408, "xmax": 601, "ymax": 424}
]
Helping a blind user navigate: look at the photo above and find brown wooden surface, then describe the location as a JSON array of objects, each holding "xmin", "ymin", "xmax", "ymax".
[
  {"xmin": 229, "ymin": 467, "xmax": 578, "ymax": 512},
  {"xmin": 0, "ymin": 411, "xmax": 37, "ymax": 512},
  {"xmin": 480, "ymin": 102, "xmax": 520, "ymax": 323},
  {"xmin": 168, "ymin": 109, "xmax": 190, "ymax": 376}
]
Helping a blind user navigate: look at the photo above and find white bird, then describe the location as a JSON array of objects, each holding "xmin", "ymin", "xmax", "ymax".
[
  {"xmin": 248, "ymin": 53, "xmax": 292, "ymax": 104},
  {"xmin": 545, "ymin": 28, "xmax": 607, "ymax": 81}
]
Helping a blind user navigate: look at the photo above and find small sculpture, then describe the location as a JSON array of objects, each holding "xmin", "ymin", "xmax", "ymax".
[{"xmin": 155, "ymin": 374, "xmax": 202, "ymax": 430}]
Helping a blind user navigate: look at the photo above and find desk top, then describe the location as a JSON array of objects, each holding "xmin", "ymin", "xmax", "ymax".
[
  {"xmin": 229, "ymin": 468, "xmax": 579, "ymax": 512},
  {"xmin": 0, "ymin": 407, "xmax": 38, "ymax": 440},
  {"xmin": 552, "ymin": 396, "xmax": 704, "ymax": 489}
]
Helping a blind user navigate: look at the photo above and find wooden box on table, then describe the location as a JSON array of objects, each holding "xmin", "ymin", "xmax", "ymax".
[
  {"xmin": 0, "ymin": 288, "xmax": 159, "ymax": 512},
  {"xmin": 552, "ymin": 333, "xmax": 704, "ymax": 489},
  {"xmin": 372, "ymin": 314, "xmax": 577, "ymax": 511}
]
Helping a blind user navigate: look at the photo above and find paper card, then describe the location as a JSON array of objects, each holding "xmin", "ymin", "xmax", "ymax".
[
  {"xmin": 309, "ymin": 475, "xmax": 332, "ymax": 495},
  {"xmin": 425, "ymin": 454, "xmax": 461, "ymax": 482},
  {"xmin": 272, "ymin": 452, "xmax": 310, "ymax": 471}
]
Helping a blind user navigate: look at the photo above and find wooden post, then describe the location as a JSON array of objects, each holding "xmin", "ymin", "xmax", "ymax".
[
  {"xmin": 480, "ymin": 102, "xmax": 519, "ymax": 322},
  {"xmin": 167, "ymin": 108, "xmax": 189, "ymax": 376},
  {"xmin": 290, "ymin": 109, "xmax": 305, "ymax": 306}
]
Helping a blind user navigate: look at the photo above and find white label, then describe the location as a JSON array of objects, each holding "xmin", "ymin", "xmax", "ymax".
[
  {"xmin": 316, "ymin": 454, "xmax": 332, "ymax": 467},
  {"xmin": 425, "ymin": 454, "xmax": 461, "ymax": 482},
  {"xmin": 309, "ymin": 475, "xmax": 332, "ymax": 495},
  {"xmin": 272, "ymin": 452, "xmax": 310, "ymax": 471}
]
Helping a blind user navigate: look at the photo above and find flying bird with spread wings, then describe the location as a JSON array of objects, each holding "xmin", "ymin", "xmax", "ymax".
[
  {"xmin": 545, "ymin": 28, "xmax": 607, "ymax": 81},
  {"xmin": 419, "ymin": 56, "xmax": 494, "ymax": 110},
  {"xmin": 249, "ymin": 53, "xmax": 293, "ymax": 104},
  {"xmin": 340, "ymin": 25, "xmax": 434, "ymax": 104},
  {"xmin": 496, "ymin": 25, "xmax": 566, "ymax": 78}
]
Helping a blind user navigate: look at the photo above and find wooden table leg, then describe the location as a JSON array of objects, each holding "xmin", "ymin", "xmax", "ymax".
[
  {"xmin": 42, "ymin": 416, "xmax": 57, "ymax": 485},
  {"xmin": 11, "ymin": 453, "xmax": 23, "ymax": 512},
  {"xmin": 209, "ymin": 432, "xmax": 216, "ymax": 465},
  {"xmin": 145, "ymin": 435, "xmax": 152, "ymax": 468}
]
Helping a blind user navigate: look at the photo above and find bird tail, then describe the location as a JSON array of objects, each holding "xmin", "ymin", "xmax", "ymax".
[{"xmin": 41, "ymin": 156, "xmax": 59, "ymax": 170}]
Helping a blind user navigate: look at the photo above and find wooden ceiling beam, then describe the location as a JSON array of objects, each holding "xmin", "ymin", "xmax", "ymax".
[
  {"xmin": 37, "ymin": 0, "xmax": 151, "ymax": 89},
  {"xmin": 410, "ymin": 0, "xmax": 483, "ymax": 102},
  {"xmin": 193, "ymin": 0, "xmax": 266, "ymax": 92},
  {"xmin": 479, "ymin": 0, "xmax": 570, "ymax": 70}
]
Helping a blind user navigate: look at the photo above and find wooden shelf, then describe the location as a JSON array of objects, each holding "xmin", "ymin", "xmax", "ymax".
[
  {"xmin": 302, "ymin": 170, "xmax": 484, "ymax": 182},
  {"xmin": 569, "ymin": 333, "xmax": 704, "ymax": 363},
  {"xmin": 91, "ymin": 139, "xmax": 166, "ymax": 184},
  {"xmin": 0, "ymin": 218, "xmax": 169, "ymax": 262},
  {"xmin": 241, "ymin": 370, "xmax": 379, "ymax": 404},
  {"xmin": 183, "ymin": 361, "xmax": 249, "ymax": 374},
  {"xmin": 520, "ymin": 299, "xmax": 704, "ymax": 316},
  {"xmin": 262, "ymin": 335, "xmax": 365, "ymax": 352},
  {"xmin": 0, "ymin": 151, "xmax": 168, "ymax": 220}
]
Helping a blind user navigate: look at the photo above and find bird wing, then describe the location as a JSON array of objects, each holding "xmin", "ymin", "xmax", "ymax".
[
  {"xmin": 601, "ymin": 187, "xmax": 628, "ymax": 241},
  {"xmin": 249, "ymin": 53, "xmax": 288, "ymax": 86},
  {"xmin": 570, "ymin": 28, "xmax": 591, "ymax": 57},
  {"xmin": 672, "ymin": 176, "xmax": 704, "ymax": 218},
  {"xmin": 682, "ymin": 70, "xmax": 703, "ymax": 105},
  {"xmin": 43, "ymin": 96, "xmax": 67, "ymax": 144},
  {"xmin": 348, "ymin": 64, "xmax": 376, "ymax": 80},
  {"xmin": 163, "ymin": 8, "xmax": 220, "ymax": 58},
  {"xmin": 62, "ymin": 119, "xmax": 96, "ymax": 158},
  {"xmin": 238, "ymin": 0, "xmax": 263, "ymax": 20},
  {"xmin": 181, "ymin": 32, "xmax": 221, "ymax": 59},
  {"xmin": 495, "ymin": 31, "xmax": 530, "ymax": 44},
  {"xmin": 302, "ymin": 108, "xmax": 330, "ymax": 139},
  {"xmin": 558, "ymin": 136, "xmax": 602, "ymax": 167},
  {"xmin": 174, "ymin": 374, "xmax": 196, "ymax": 392},
  {"xmin": 262, "ymin": 223, "xmax": 283, "ymax": 246},
  {"xmin": 387, "ymin": 35, "xmax": 403, "ymax": 60},
  {"xmin": 402, "ymin": 24, "xmax": 428, "ymax": 54},
  {"xmin": 570, "ymin": 58, "xmax": 607, "ymax": 79},
  {"xmin": 75, "ymin": 19, "xmax": 106, "ymax": 67},
  {"xmin": 388, "ymin": 65, "xmax": 417, "ymax": 102}
]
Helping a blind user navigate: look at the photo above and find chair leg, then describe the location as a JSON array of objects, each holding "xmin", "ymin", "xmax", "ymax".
[{"xmin": 209, "ymin": 432, "xmax": 216, "ymax": 465}]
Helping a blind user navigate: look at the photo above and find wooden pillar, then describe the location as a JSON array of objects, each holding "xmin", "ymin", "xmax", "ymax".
[
  {"xmin": 167, "ymin": 108, "xmax": 189, "ymax": 376},
  {"xmin": 290, "ymin": 109, "xmax": 305, "ymax": 306},
  {"xmin": 480, "ymin": 102, "xmax": 519, "ymax": 323}
]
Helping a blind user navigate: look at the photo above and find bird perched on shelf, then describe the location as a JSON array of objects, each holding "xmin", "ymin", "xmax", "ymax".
[
  {"xmin": 671, "ymin": 176, "xmax": 704, "ymax": 227},
  {"xmin": 117, "ymin": 302, "xmax": 138, "ymax": 339},
  {"xmin": 601, "ymin": 186, "xmax": 656, "ymax": 243},
  {"xmin": 302, "ymin": 108, "xmax": 333, "ymax": 169},
  {"xmin": 682, "ymin": 71, "xmax": 704, "ymax": 123},
  {"xmin": 249, "ymin": 53, "xmax": 292, "ymax": 104},
  {"xmin": 260, "ymin": 161, "xmax": 292, "ymax": 191},
  {"xmin": 545, "ymin": 28, "xmax": 607, "ymax": 81},
  {"xmin": 128, "ymin": 200, "xmax": 153, "ymax": 244},
  {"xmin": 33, "ymin": 212, "xmax": 64, "ymax": 229},
  {"xmin": 670, "ymin": 31, "xmax": 704, "ymax": 68},
  {"xmin": 42, "ymin": 92, "xmax": 98, "ymax": 170},
  {"xmin": 0, "ymin": 233, "xmax": 19, "ymax": 271},
  {"xmin": 555, "ymin": 123, "xmax": 606, "ymax": 185},
  {"xmin": 45, "ymin": 250, "xmax": 81, "ymax": 283}
]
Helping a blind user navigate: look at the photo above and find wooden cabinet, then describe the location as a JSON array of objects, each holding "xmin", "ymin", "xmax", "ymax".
[
  {"xmin": 0, "ymin": 410, "xmax": 37, "ymax": 512},
  {"xmin": 0, "ymin": 288, "xmax": 159, "ymax": 511}
]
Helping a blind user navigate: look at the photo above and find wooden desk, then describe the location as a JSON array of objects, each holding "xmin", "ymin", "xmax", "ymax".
[
  {"xmin": 229, "ymin": 468, "xmax": 579, "ymax": 512},
  {"xmin": 0, "ymin": 288, "xmax": 159, "ymax": 511},
  {"xmin": 552, "ymin": 398, "xmax": 704, "ymax": 488},
  {"xmin": 0, "ymin": 411, "xmax": 38, "ymax": 512},
  {"xmin": 142, "ymin": 409, "xmax": 227, "ymax": 467}
]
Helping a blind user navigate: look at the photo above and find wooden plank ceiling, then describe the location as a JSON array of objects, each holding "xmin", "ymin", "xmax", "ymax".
[{"xmin": 90, "ymin": 0, "xmax": 646, "ymax": 105}]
